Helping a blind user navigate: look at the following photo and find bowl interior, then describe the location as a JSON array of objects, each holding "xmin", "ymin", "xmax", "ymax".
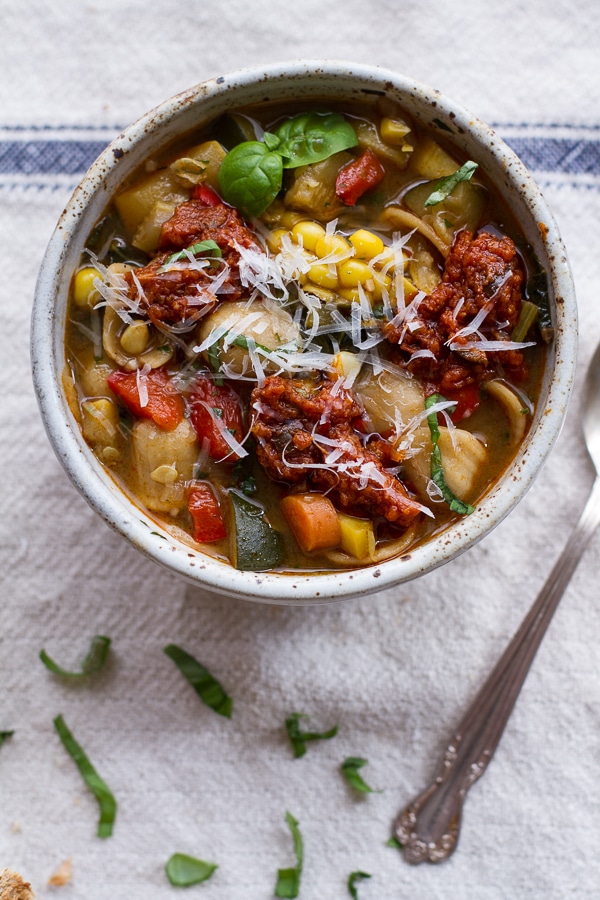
[{"xmin": 31, "ymin": 61, "xmax": 577, "ymax": 604}]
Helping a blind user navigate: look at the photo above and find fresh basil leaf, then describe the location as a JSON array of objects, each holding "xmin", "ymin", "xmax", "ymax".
[
  {"xmin": 425, "ymin": 394, "xmax": 475, "ymax": 515},
  {"xmin": 424, "ymin": 160, "xmax": 478, "ymax": 207},
  {"xmin": 285, "ymin": 712, "xmax": 338, "ymax": 758},
  {"xmin": 162, "ymin": 240, "xmax": 222, "ymax": 268},
  {"xmin": 39, "ymin": 635, "xmax": 111, "ymax": 678},
  {"xmin": 165, "ymin": 853, "xmax": 218, "ymax": 887},
  {"xmin": 274, "ymin": 111, "xmax": 358, "ymax": 169},
  {"xmin": 275, "ymin": 811, "xmax": 303, "ymax": 899},
  {"xmin": 218, "ymin": 141, "xmax": 283, "ymax": 217},
  {"xmin": 53, "ymin": 714, "xmax": 117, "ymax": 838},
  {"xmin": 0, "ymin": 730, "xmax": 14, "ymax": 748},
  {"xmin": 263, "ymin": 131, "xmax": 282, "ymax": 152},
  {"xmin": 341, "ymin": 757, "xmax": 381, "ymax": 794},
  {"xmin": 348, "ymin": 871, "xmax": 371, "ymax": 898},
  {"xmin": 164, "ymin": 644, "xmax": 233, "ymax": 718}
]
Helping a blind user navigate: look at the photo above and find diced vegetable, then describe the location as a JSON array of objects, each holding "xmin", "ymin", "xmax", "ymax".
[
  {"xmin": 191, "ymin": 183, "xmax": 222, "ymax": 206},
  {"xmin": 335, "ymin": 149, "xmax": 385, "ymax": 206},
  {"xmin": 411, "ymin": 136, "xmax": 459, "ymax": 178},
  {"xmin": 132, "ymin": 200, "xmax": 179, "ymax": 252},
  {"xmin": 442, "ymin": 383, "xmax": 481, "ymax": 423},
  {"xmin": 228, "ymin": 489, "xmax": 283, "ymax": 571},
  {"xmin": 337, "ymin": 513, "xmax": 375, "ymax": 560},
  {"xmin": 169, "ymin": 140, "xmax": 227, "ymax": 190},
  {"xmin": 284, "ymin": 151, "xmax": 352, "ymax": 220},
  {"xmin": 512, "ymin": 299, "xmax": 539, "ymax": 342},
  {"xmin": 115, "ymin": 169, "xmax": 188, "ymax": 236},
  {"xmin": 107, "ymin": 367, "xmax": 184, "ymax": 431},
  {"xmin": 187, "ymin": 482, "xmax": 227, "ymax": 543},
  {"xmin": 280, "ymin": 493, "xmax": 341, "ymax": 553},
  {"xmin": 188, "ymin": 375, "xmax": 245, "ymax": 461}
]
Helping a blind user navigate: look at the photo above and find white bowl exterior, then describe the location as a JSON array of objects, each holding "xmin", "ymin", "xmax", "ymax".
[{"xmin": 31, "ymin": 61, "xmax": 577, "ymax": 604}]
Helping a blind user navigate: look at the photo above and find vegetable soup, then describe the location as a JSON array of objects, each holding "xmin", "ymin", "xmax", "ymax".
[{"xmin": 64, "ymin": 99, "xmax": 549, "ymax": 572}]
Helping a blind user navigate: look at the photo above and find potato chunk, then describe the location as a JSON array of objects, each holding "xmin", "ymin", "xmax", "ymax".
[{"xmin": 130, "ymin": 417, "xmax": 198, "ymax": 513}]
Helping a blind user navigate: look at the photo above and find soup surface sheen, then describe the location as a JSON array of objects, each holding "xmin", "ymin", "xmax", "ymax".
[{"xmin": 65, "ymin": 100, "xmax": 548, "ymax": 573}]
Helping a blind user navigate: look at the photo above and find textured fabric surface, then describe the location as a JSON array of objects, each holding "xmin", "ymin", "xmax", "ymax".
[{"xmin": 2, "ymin": 1, "xmax": 600, "ymax": 897}]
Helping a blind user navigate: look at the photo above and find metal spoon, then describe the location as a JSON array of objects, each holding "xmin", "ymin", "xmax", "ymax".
[{"xmin": 394, "ymin": 340, "xmax": 600, "ymax": 864}]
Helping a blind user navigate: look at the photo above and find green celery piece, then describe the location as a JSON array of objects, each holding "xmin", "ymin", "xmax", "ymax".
[
  {"xmin": 511, "ymin": 299, "xmax": 539, "ymax": 343},
  {"xmin": 39, "ymin": 635, "xmax": 111, "ymax": 678},
  {"xmin": 341, "ymin": 757, "xmax": 381, "ymax": 794},
  {"xmin": 228, "ymin": 489, "xmax": 283, "ymax": 571},
  {"xmin": 424, "ymin": 160, "xmax": 478, "ymax": 207},
  {"xmin": 163, "ymin": 644, "xmax": 232, "ymax": 718},
  {"xmin": 275, "ymin": 812, "xmax": 303, "ymax": 899},
  {"xmin": 348, "ymin": 871, "xmax": 371, "ymax": 898},
  {"xmin": 285, "ymin": 712, "xmax": 338, "ymax": 758},
  {"xmin": 165, "ymin": 853, "xmax": 218, "ymax": 886},
  {"xmin": 425, "ymin": 394, "xmax": 475, "ymax": 515},
  {"xmin": 53, "ymin": 714, "xmax": 117, "ymax": 838}
]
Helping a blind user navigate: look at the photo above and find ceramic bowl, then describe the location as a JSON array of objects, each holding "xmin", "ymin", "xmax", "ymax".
[{"xmin": 31, "ymin": 60, "xmax": 577, "ymax": 604}]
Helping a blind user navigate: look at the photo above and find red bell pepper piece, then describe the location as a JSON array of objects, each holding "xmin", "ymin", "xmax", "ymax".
[
  {"xmin": 188, "ymin": 375, "xmax": 245, "ymax": 461},
  {"xmin": 187, "ymin": 482, "xmax": 227, "ymax": 542},
  {"xmin": 107, "ymin": 367, "xmax": 184, "ymax": 431},
  {"xmin": 439, "ymin": 383, "xmax": 481, "ymax": 423},
  {"xmin": 191, "ymin": 183, "xmax": 222, "ymax": 206},
  {"xmin": 335, "ymin": 149, "xmax": 385, "ymax": 206}
]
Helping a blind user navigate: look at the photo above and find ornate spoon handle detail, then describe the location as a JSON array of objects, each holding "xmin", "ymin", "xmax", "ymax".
[{"xmin": 394, "ymin": 476, "xmax": 600, "ymax": 864}]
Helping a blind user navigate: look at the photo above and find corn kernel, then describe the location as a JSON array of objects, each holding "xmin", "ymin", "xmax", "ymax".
[
  {"xmin": 265, "ymin": 228, "xmax": 288, "ymax": 253},
  {"xmin": 349, "ymin": 229, "xmax": 385, "ymax": 260},
  {"xmin": 73, "ymin": 267, "xmax": 100, "ymax": 308},
  {"xmin": 337, "ymin": 287, "xmax": 364, "ymax": 304},
  {"xmin": 307, "ymin": 263, "xmax": 338, "ymax": 289},
  {"xmin": 150, "ymin": 464, "xmax": 178, "ymax": 485},
  {"xmin": 120, "ymin": 321, "xmax": 150, "ymax": 356},
  {"xmin": 338, "ymin": 259, "xmax": 373, "ymax": 289},
  {"xmin": 280, "ymin": 209, "xmax": 305, "ymax": 229},
  {"xmin": 332, "ymin": 351, "xmax": 363, "ymax": 381},
  {"xmin": 370, "ymin": 271, "xmax": 393, "ymax": 300},
  {"xmin": 314, "ymin": 233, "xmax": 352, "ymax": 260},
  {"xmin": 291, "ymin": 220, "xmax": 326, "ymax": 252},
  {"xmin": 380, "ymin": 117, "xmax": 411, "ymax": 146}
]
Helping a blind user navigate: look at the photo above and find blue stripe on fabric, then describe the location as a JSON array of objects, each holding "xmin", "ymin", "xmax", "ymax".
[{"xmin": 0, "ymin": 135, "xmax": 599, "ymax": 177}]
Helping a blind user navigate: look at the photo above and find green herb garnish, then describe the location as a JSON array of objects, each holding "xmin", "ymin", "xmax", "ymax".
[
  {"xmin": 425, "ymin": 394, "xmax": 475, "ymax": 515},
  {"xmin": 218, "ymin": 111, "xmax": 358, "ymax": 217},
  {"xmin": 53, "ymin": 714, "xmax": 117, "ymax": 838},
  {"xmin": 285, "ymin": 712, "xmax": 338, "ymax": 759},
  {"xmin": 348, "ymin": 871, "xmax": 371, "ymax": 898},
  {"xmin": 386, "ymin": 835, "xmax": 403, "ymax": 849},
  {"xmin": 39, "ymin": 635, "xmax": 111, "ymax": 678},
  {"xmin": 424, "ymin": 160, "xmax": 478, "ymax": 207},
  {"xmin": 163, "ymin": 644, "xmax": 233, "ymax": 718},
  {"xmin": 165, "ymin": 853, "xmax": 218, "ymax": 887},
  {"xmin": 275, "ymin": 811, "xmax": 303, "ymax": 899},
  {"xmin": 340, "ymin": 757, "xmax": 381, "ymax": 794},
  {"xmin": 162, "ymin": 239, "xmax": 222, "ymax": 268},
  {"xmin": 0, "ymin": 730, "xmax": 14, "ymax": 748}
]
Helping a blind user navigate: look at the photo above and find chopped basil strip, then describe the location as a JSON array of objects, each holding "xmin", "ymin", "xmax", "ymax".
[
  {"xmin": 0, "ymin": 730, "xmax": 14, "ymax": 748},
  {"xmin": 39, "ymin": 635, "xmax": 111, "ymax": 678},
  {"xmin": 165, "ymin": 853, "xmax": 218, "ymax": 887},
  {"xmin": 341, "ymin": 757, "xmax": 381, "ymax": 794},
  {"xmin": 424, "ymin": 160, "xmax": 478, "ymax": 207},
  {"xmin": 425, "ymin": 394, "xmax": 475, "ymax": 515},
  {"xmin": 285, "ymin": 712, "xmax": 338, "ymax": 758},
  {"xmin": 164, "ymin": 644, "xmax": 232, "ymax": 718},
  {"xmin": 53, "ymin": 714, "xmax": 116, "ymax": 838},
  {"xmin": 386, "ymin": 835, "xmax": 403, "ymax": 849},
  {"xmin": 348, "ymin": 871, "xmax": 371, "ymax": 898},
  {"xmin": 275, "ymin": 811, "xmax": 303, "ymax": 899},
  {"xmin": 162, "ymin": 240, "xmax": 222, "ymax": 267}
]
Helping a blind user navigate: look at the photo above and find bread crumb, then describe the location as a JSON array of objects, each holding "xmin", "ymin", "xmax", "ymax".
[
  {"xmin": 0, "ymin": 868, "xmax": 35, "ymax": 900},
  {"xmin": 47, "ymin": 860, "xmax": 72, "ymax": 888}
]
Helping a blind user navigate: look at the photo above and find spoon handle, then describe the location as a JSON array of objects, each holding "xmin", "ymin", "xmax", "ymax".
[{"xmin": 394, "ymin": 475, "xmax": 600, "ymax": 864}]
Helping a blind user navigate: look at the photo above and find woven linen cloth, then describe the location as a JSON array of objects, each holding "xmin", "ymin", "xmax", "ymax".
[{"xmin": 2, "ymin": 1, "xmax": 600, "ymax": 897}]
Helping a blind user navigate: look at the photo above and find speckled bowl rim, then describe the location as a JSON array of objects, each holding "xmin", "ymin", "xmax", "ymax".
[{"xmin": 31, "ymin": 60, "xmax": 577, "ymax": 605}]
